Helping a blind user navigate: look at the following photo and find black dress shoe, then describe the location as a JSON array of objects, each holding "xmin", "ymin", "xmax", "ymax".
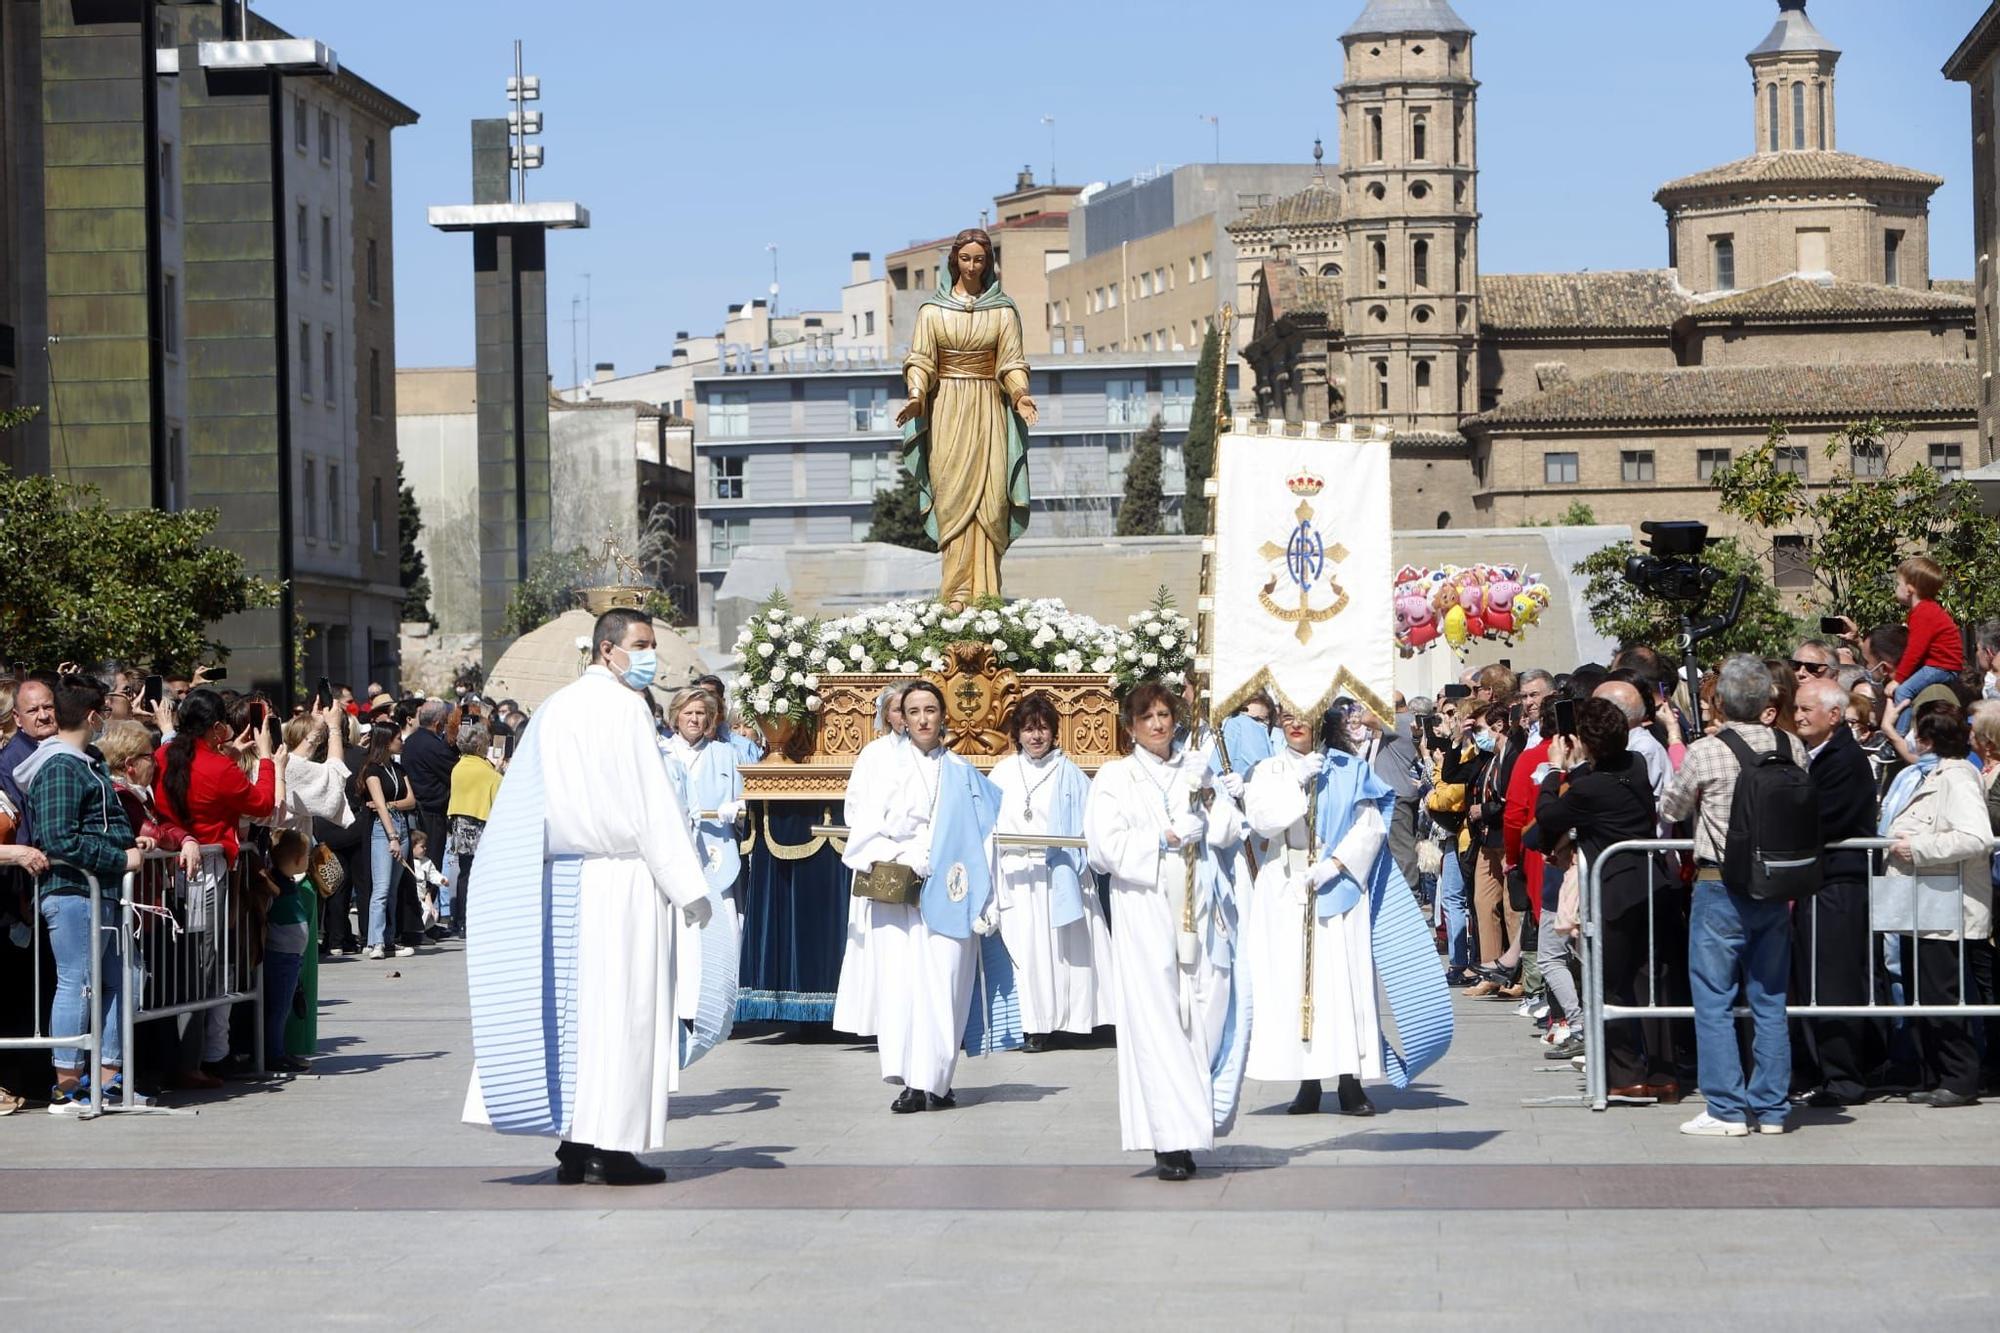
[
  {"xmin": 1921, "ymin": 1088, "xmax": 1980, "ymax": 1108},
  {"xmin": 1287, "ymin": 1080, "xmax": 1323, "ymax": 1115},
  {"xmin": 1153, "ymin": 1150, "xmax": 1194, "ymax": 1181},
  {"xmin": 926, "ymin": 1091, "xmax": 956, "ymax": 1111},
  {"xmin": 1792, "ymin": 1087, "xmax": 1849, "ymax": 1109},
  {"xmin": 1023, "ymin": 1033, "xmax": 1048, "ymax": 1053},
  {"xmin": 1336, "ymin": 1074, "xmax": 1376, "ymax": 1117},
  {"xmin": 891, "ymin": 1087, "xmax": 927, "ymax": 1114},
  {"xmin": 554, "ymin": 1139, "xmax": 593, "ymax": 1185},
  {"xmin": 582, "ymin": 1149, "xmax": 667, "ymax": 1186}
]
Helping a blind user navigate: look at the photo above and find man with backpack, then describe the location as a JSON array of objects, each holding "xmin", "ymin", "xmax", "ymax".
[{"xmin": 1661, "ymin": 654, "xmax": 1819, "ymax": 1137}]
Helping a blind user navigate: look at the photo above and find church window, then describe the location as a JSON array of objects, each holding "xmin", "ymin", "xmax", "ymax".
[
  {"xmin": 1414, "ymin": 360, "xmax": 1433, "ymax": 412},
  {"xmin": 1930, "ymin": 442, "xmax": 1964, "ymax": 479},
  {"xmin": 1620, "ymin": 450, "xmax": 1655, "ymax": 483},
  {"xmin": 1773, "ymin": 535, "xmax": 1810, "ymax": 589},
  {"xmin": 1850, "ymin": 440, "xmax": 1886, "ymax": 477},
  {"xmin": 1412, "ymin": 114, "xmax": 1429, "ymax": 161},
  {"xmin": 1543, "ymin": 452, "xmax": 1579, "ymax": 485},
  {"xmin": 1410, "ymin": 181, "xmax": 1431, "ymax": 201},
  {"xmin": 1320, "ymin": 263, "xmax": 1342, "ymax": 277},
  {"xmin": 1767, "ymin": 84, "xmax": 1779, "ymax": 152},
  {"xmin": 1369, "ymin": 305, "xmax": 1388, "ymax": 324},
  {"xmin": 1373, "ymin": 360, "xmax": 1389, "ymax": 411},
  {"xmin": 1697, "ymin": 448, "xmax": 1732, "ymax": 480},
  {"xmin": 1367, "ymin": 182, "xmax": 1386, "ymax": 201},
  {"xmin": 1372, "ymin": 239, "xmax": 1388, "ymax": 291},
  {"xmin": 1711, "ymin": 235, "xmax": 1735, "ymax": 291},
  {"xmin": 1366, "ymin": 110, "xmax": 1383, "ymax": 163},
  {"xmin": 1413, "ymin": 238, "xmax": 1431, "ymax": 289},
  {"xmin": 1792, "ymin": 82, "xmax": 1806, "ymax": 150},
  {"xmin": 1412, "ymin": 305, "xmax": 1432, "ymax": 324},
  {"xmin": 1816, "ymin": 84, "xmax": 1827, "ymax": 149},
  {"xmin": 1884, "ymin": 230, "xmax": 1903, "ymax": 286}
]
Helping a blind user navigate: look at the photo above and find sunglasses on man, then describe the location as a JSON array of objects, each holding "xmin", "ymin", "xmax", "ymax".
[{"xmin": 1788, "ymin": 659, "xmax": 1832, "ymax": 677}]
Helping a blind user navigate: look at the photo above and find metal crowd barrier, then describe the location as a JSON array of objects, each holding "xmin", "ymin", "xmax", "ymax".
[
  {"xmin": 1536, "ymin": 836, "xmax": 2000, "ymax": 1111},
  {"xmin": 104, "ymin": 845, "xmax": 265, "ymax": 1115},
  {"xmin": 0, "ymin": 863, "xmax": 110, "ymax": 1119}
]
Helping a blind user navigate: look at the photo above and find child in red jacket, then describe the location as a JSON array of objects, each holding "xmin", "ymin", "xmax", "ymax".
[{"xmin": 1890, "ymin": 555, "xmax": 1962, "ymax": 734}]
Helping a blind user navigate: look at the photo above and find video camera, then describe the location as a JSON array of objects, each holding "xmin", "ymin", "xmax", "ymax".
[{"xmin": 1622, "ymin": 521, "xmax": 1724, "ymax": 606}]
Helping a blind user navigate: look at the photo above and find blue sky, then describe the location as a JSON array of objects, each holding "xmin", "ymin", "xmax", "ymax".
[{"xmin": 258, "ymin": 0, "xmax": 1985, "ymax": 382}]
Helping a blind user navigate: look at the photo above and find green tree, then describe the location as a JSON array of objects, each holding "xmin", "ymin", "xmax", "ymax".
[
  {"xmin": 1529, "ymin": 500, "xmax": 1598, "ymax": 528},
  {"xmin": 865, "ymin": 466, "xmax": 937, "ymax": 552},
  {"xmin": 1574, "ymin": 535, "xmax": 1800, "ymax": 666},
  {"xmin": 1116, "ymin": 417, "xmax": 1166, "ymax": 537},
  {"xmin": 397, "ymin": 459, "xmax": 435, "ymax": 628},
  {"xmin": 1181, "ymin": 325, "xmax": 1222, "ymax": 534},
  {"xmin": 501, "ymin": 545, "xmax": 674, "ymax": 637},
  {"xmin": 0, "ymin": 463, "xmax": 280, "ymax": 670},
  {"xmin": 1713, "ymin": 419, "xmax": 2000, "ymax": 630}
]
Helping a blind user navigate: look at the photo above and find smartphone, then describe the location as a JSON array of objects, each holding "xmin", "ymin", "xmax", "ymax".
[
  {"xmin": 314, "ymin": 675, "xmax": 333, "ymax": 711},
  {"xmin": 1507, "ymin": 703, "xmax": 1524, "ymax": 730},
  {"xmin": 1818, "ymin": 616, "xmax": 1847, "ymax": 635},
  {"xmin": 142, "ymin": 674, "xmax": 164, "ymax": 709},
  {"xmin": 1554, "ymin": 698, "xmax": 1577, "ymax": 738},
  {"xmin": 1441, "ymin": 683, "xmax": 1472, "ymax": 700},
  {"xmin": 202, "ymin": 666, "xmax": 227, "ymax": 682}
]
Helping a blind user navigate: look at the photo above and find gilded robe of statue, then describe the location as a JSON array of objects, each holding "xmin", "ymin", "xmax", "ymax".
[{"xmin": 901, "ymin": 281, "xmax": 1032, "ymax": 606}]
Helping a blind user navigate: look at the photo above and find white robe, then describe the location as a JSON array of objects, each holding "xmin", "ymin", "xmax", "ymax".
[
  {"xmin": 662, "ymin": 734, "xmax": 742, "ymax": 1024},
  {"xmin": 832, "ymin": 733, "xmax": 902, "ymax": 1037},
  {"xmin": 462, "ymin": 666, "xmax": 709, "ymax": 1153},
  {"xmin": 836, "ymin": 738, "xmax": 975, "ymax": 1096},
  {"xmin": 990, "ymin": 751, "xmax": 1114, "ymax": 1035},
  {"xmin": 1241, "ymin": 749, "xmax": 1385, "ymax": 1083},
  {"xmin": 1085, "ymin": 745, "xmax": 1243, "ymax": 1154}
]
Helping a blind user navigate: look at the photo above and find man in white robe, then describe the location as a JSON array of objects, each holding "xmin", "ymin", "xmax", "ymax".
[
  {"xmin": 463, "ymin": 609, "xmax": 713, "ymax": 1186},
  {"xmin": 1242, "ymin": 709, "xmax": 1387, "ymax": 1116}
]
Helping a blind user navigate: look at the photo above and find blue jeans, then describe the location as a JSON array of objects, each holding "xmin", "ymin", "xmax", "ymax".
[
  {"xmin": 1439, "ymin": 845, "xmax": 1472, "ymax": 970},
  {"xmin": 40, "ymin": 893, "xmax": 123, "ymax": 1071},
  {"xmin": 1688, "ymin": 881, "xmax": 1791, "ymax": 1125},
  {"xmin": 263, "ymin": 947, "xmax": 305, "ymax": 1063},
  {"xmin": 1893, "ymin": 665, "xmax": 1957, "ymax": 734},
  {"xmin": 440, "ymin": 845, "xmax": 458, "ymax": 921},
  {"xmin": 367, "ymin": 816, "xmax": 406, "ymax": 949}
]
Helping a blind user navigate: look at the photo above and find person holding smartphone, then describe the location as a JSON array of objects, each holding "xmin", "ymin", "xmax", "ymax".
[{"xmin": 349, "ymin": 725, "xmax": 418, "ymax": 960}]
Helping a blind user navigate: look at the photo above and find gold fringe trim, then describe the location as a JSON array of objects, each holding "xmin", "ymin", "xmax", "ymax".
[
  {"xmin": 758, "ymin": 805, "xmax": 846, "ymax": 861},
  {"xmin": 1209, "ymin": 665, "xmax": 1392, "ymax": 733}
]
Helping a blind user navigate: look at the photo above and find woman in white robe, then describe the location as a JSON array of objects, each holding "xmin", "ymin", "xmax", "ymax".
[
  {"xmin": 838, "ymin": 681, "xmax": 977, "ymax": 1111},
  {"xmin": 1242, "ymin": 705, "xmax": 1385, "ymax": 1115},
  {"xmin": 832, "ymin": 685, "xmax": 906, "ymax": 1038},
  {"xmin": 990, "ymin": 693, "xmax": 1114, "ymax": 1045},
  {"xmin": 662, "ymin": 687, "xmax": 747, "ymax": 1057},
  {"xmin": 1085, "ymin": 682, "xmax": 1244, "ymax": 1181}
]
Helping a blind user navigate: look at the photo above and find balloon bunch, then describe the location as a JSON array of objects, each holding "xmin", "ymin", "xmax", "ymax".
[{"xmin": 1393, "ymin": 563, "xmax": 1552, "ymax": 657}]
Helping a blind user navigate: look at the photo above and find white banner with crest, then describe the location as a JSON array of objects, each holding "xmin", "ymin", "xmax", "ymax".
[{"xmin": 1207, "ymin": 422, "xmax": 1395, "ymax": 725}]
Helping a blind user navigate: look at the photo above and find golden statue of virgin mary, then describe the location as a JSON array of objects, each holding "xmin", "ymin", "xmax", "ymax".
[{"xmin": 894, "ymin": 228, "xmax": 1038, "ymax": 610}]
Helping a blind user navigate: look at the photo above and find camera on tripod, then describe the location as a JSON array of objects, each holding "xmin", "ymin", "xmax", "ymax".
[{"xmin": 1623, "ymin": 520, "xmax": 1724, "ymax": 606}]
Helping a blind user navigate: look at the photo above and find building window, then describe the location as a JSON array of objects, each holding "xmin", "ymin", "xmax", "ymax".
[
  {"xmin": 162, "ymin": 272, "xmax": 178, "ymax": 355},
  {"xmin": 1620, "ymin": 450, "xmax": 1655, "ymax": 482},
  {"xmin": 1543, "ymin": 452, "xmax": 1579, "ymax": 485},
  {"xmin": 297, "ymin": 204, "xmax": 309, "ymax": 276},
  {"xmin": 298, "ymin": 320, "xmax": 312, "ymax": 398},
  {"xmin": 327, "ymin": 463, "xmax": 342, "ymax": 544},
  {"xmin": 1711, "ymin": 235, "xmax": 1735, "ymax": 291},
  {"xmin": 1414, "ymin": 359, "xmax": 1434, "ymax": 412},
  {"xmin": 1201, "ymin": 252, "xmax": 1212, "ymax": 279},
  {"xmin": 1766, "ymin": 83, "xmax": 1779, "ymax": 153},
  {"xmin": 1412, "ymin": 238, "xmax": 1430, "ymax": 289},
  {"xmin": 1371, "ymin": 239, "xmax": 1388, "ymax": 291},
  {"xmin": 851, "ymin": 516, "xmax": 873, "ymax": 542},
  {"xmin": 366, "ymin": 238, "xmax": 379, "ymax": 302},
  {"xmin": 1161, "ymin": 374, "xmax": 1196, "ymax": 427},
  {"xmin": 320, "ymin": 214, "xmax": 333, "ymax": 286},
  {"xmin": 295, "ymin": 94, "xmax": 308, "ymax": 152},
  {"xmin": 1107, "ymin": 282, "xmax": 1119, "ymax": 309},
  {"xmin": 303, "ymin": 457, "xmax": 318, "ymax": 539},
  {"xmin": 1373, "ymin": 359, "xmax": 1390, "ymax": 411},
  {"xmin": 1850, "ymin": 439, "xmax": 1886, "ymax": 476},
  {"xmin": 1105, "ymin": 377, "xmax": 1147, "ymax": 426},
  {"xmin": 849, "ymin": 452, "xmax": 895, "ymax": 498},
  {"xmin": 1188, "ymin": 257, "xmax": 1198, "ymax": 284},
  {"xmin": 364, "ymin": 135, "xmax": 377, "ymax": 185},
  {"xmin": 1411, "ymin": 113, "xmax": 1428, "ymax": 161},
  {"xmin": 1773, "ymin": 534, "xmax": 1810, "ymax": 589},
  {"xmin": 1792, "ymin": 81, "xmax": 1805, "ymax": 150},
  {"xmin": 370, "ymin": 476, "xmax": 384, "ymax": 554},
  {"xmin": 1796, "ymin": 227, "xmax": 1828, "ymax": 273},
  {"xmin": 322, "ymin": 329, "xmax": 335, "ymax": 404},
  {"xmin": 864, "ymin": 310, "xmax": 875, "ymax": 336},
  {"xmin": 1156, "ymin": 266, "xmax": 1168, "ymax": 293},
  {"xmin": 159, "ymin": 140, "xmax": 175, "ymax": 219},
  {"xmin": 709, "ymin": 517, "xmax": 746, "ymax": 564},
  {"xmin": 1884, "ymin": 230, "xmax": 1903, "ymax": 287},
  {"xmin": 848, "ymin": 386, "xmax": 891, "ymax": 431},
  {"xmin": 1930, "ymin": 442, "xmax": 1965, "ymax": 479},
  {"xmin": 1816, "ymin": 83, "xmax": 1827, "ymax": 149},
  {"xmin": 164, "ymin": 426, "xmax": 184, "ymax": 512},
  {"xmin": 1138, "ymin": 271, "xmax": 1152, "ymax": 299},
  {"xmin": 369, "ymin": 348, "xmax": 382, "ymax": 418},
  {"xmin": 708, "ymin": 390, "xmax": 749, "ymax": 438},
  {"xmin": 1775, "ymin": 445, "xmax": 1808, "ymax": 478},
  {"xmin": 318, "ymin": 108, "xmax": 333, "ymax": 163},
  {"xmin": 709, "ymin": 455, "xmax": 744, "ymax": 500},
  {"xmin": 1366, "ymin": 110, "xmax": 1383, "ymax": 163}
]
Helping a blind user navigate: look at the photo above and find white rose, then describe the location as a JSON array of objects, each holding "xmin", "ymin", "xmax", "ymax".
[
  {"xmin": 808, "ymin": 647, "xmax": 825, "ymax": 665},
  {"xmin": 1122, "ymin": 647, "xmax": 1138, "ymax": 662},
  {"xmin": 787, "ymin": 641, "xmax": 804, "ymax": 658},
  {"xmin": 806, "ymin": 694, "xmax": 823, "ymax": 712},
  {"xmin": 773, "ymin": 697, "xmax": 791, "ymax": 714},
  {"xmin": 824, "ymin": 657, "xmax": 845, "ymax": 673},
  {"xmin": 890, "ymin": 632, "xmax": 908, "ymax": 649},
  {"xmin": 1141, "ymin": 651, "xmax": 1158, "ymax": 668},
  {"xmin": 1160, "ymin": 634, "xmax": 1178, "ymax": 649},
  {"xmin": 756, "ymin": 642, "xmax": 776, "ymax": 658},
  {"xmin": 991, "ymin": 637, "xmax": 1007, "ymax": 651},
  {"xmin": 1092, "ymin": 656, "xmax": 1114, "ymax": 672},
  {"xmin": 789, "ymin": 670, "xmax": 805, "ymax": 686},
  {"xmin": 858, "ymin": 657, "xmax": 876, "ymax": 673}
]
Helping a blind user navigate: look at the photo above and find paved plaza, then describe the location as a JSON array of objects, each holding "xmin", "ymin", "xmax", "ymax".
[{"xmin": 3, "ymin": 944, "xmax": 1998, "ymax": 1327}]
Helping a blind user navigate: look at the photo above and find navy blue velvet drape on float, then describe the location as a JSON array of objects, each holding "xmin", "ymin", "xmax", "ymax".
[{"xmin": 733, "ymin": 801, "xmax": 850, "ymax": 1023}]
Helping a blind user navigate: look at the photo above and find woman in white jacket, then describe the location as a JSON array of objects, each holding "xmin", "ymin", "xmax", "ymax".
[{"xmin": 1880, "ymin": 704, "xmax": 1993, "ymax": 1107}]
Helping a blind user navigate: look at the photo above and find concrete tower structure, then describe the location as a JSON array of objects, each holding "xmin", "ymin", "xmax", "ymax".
[
  {"xmin": 1336, "ymin": 0, "xmax": 1480, "ymax": 439},
  {"xmin": 1749, "ymin": 0, "xmax": 1839, "ymax": 156}
]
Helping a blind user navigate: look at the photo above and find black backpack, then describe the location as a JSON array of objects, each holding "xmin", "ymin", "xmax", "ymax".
[{"xmin": 1717, "ymin": 730, "xmax": 1822, "ymax": 900}]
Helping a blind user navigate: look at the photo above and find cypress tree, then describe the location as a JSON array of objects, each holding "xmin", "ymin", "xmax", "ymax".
[{"xmin": 1116, "ymin": 417, "xmax": 1165, "ymax": 537}]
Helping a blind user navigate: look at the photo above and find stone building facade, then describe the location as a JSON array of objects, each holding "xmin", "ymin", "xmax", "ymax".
[
  {"xmin": 1947, "ymin": 1, "xmax": 2000, "ymax": 467},
  {"xmin": 1240, "ymin": 0, "xmax": 1977, "ymax": 574}
]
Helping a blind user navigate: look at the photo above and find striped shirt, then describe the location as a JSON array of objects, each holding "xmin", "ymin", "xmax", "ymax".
[{"xmin": 1660, "ymin": 723, "xmax": 1809, "ymax": 865}]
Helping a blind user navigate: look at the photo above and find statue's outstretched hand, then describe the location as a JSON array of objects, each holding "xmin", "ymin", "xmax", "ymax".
[
  {"xmin": 1015, "ymin": 394, "xmax": 1039, "ymax": 426},
  {"xmin": 894, "ymin": 396, "xmax": 924, "ymax": 427}
]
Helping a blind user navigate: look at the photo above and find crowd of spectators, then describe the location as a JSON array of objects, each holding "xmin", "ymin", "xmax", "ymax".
[{"xmin": 0, "ymin": 664, "xmax": 530, "ymax": 1114}]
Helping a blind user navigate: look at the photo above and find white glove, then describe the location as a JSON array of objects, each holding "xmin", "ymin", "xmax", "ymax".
[
  {"xmin": 1182, "ymin": 741, "xmax": 1214, "ymax": 788},
  {"xmin": 716, "ymin": 799, "xmax": 745, "ymax": 824},
  {"xmin": 1170, "ymin": 811, "xmax": 1205, "ymax": 844},
  {"xmin": 1217, "ymin": 770, "xmax": 1244, "ymax": 800},
  {"xmin": 908, "ymin": 847, "xmax": 933, "ymax": 879},
  {"xmin": 1297, "ymin": 751, "xmax": 1325, "ymax": 783},
  {"xmin": 682, "ymin": 896, "xmax": 714, "ymax": 928},
  {"xmin": 1307, "ymin": 857, "xmax": 1344, "ymax": 890},
  {"xmin": 888, "ymin": 811, "xmax": 926, "ymax": 840}
]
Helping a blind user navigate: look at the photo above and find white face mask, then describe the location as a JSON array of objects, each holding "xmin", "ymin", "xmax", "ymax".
[{"xmin": 1986, "ymin": 671, "xmax": 2000, "ymax": 702}]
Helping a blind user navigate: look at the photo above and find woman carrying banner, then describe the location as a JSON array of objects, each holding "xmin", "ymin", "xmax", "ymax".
[
  {"xmin": 990, "ymin": 692, "xmax": 1112, "ymax": 1049},
  {"xmin": 1085, "ymin": 682, "xmax": 1247, "ymax": 1181}
]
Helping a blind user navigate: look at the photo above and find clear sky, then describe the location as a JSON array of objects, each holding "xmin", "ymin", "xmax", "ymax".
[{"xmin": 257, "ymin": 0, "xmax": 1985, "ymax": 383}]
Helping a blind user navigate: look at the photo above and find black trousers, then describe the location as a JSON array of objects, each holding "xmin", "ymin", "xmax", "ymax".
[
  {"xmin": 1904, "ymin": 935, "xmax": 1982, "ymax": 1098},
  {"xmin": 1788, "ymin": 878, "xmax": 1878, "ymax": 1101},
  {"xmin": 1599, "ymin": 891, "xmax": 1681, "ymax": 1088}
]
